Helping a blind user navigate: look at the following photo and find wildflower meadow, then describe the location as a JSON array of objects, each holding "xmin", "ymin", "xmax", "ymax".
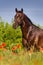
[{"xmin": 0, "ymin": 17, "xmax": 43, "ymax": 65}]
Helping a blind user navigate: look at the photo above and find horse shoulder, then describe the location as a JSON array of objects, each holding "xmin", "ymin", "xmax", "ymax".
[{"xmin": 26, "ymin": 26, "xmax": 33, "ymax": 39}]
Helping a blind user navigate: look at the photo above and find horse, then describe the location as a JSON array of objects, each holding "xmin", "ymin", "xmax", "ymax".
[{"xmin": 13, "ymin": 8, "xmax": 43, "ymax": 51}]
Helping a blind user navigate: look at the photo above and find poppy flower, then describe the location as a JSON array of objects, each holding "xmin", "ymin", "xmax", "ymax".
[
  {"xmin": 17, "ymin": 44, "xmax": 21, "ymax": 48},
  {"xmin": 41, "ymin": 48, "xmax": 43, "ymax": 50},
  {"xmin": 2, "ymin": 42, "xmax": 6, "ymax": 47},
  {"xmin": 0, "ymin": 45, "xmax": 3, "ymax": 49},
  {"xmin": 12, "ymin": 46, "xmax": 17, "ymax": 51},
  {"xmin": 40, "ymin": 48, "xmax": 43, "ymax": 53}
]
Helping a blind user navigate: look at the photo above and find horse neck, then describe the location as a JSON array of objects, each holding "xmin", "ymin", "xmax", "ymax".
[
  {"xmin": 24, "ymin": 14, "xmax": 33, "ymax": 26},
  {"xmin": 20, "ymin": 14, "xmax": 33, "ymax": 34}
]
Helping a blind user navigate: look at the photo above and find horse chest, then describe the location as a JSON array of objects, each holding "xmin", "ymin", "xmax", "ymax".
[
  {"xmin": 23, "ymin": 31, "xmax": 32, "ymax": 41},
  {"xmin": 22, "ymin": 26, "xmax": 33, "ymax": 39},
  {"xmin": 23, "ymin": 32, "xmax": 27, "ymax": 39}
]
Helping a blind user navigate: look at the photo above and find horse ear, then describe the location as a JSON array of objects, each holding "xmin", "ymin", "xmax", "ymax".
[
  {"xmin": 21, "ymin": 8, "xmax": 23, "ymax": 12},
  {"xmin": 15, "ymin": 8, "xmax": 18, "ymax": 12}
]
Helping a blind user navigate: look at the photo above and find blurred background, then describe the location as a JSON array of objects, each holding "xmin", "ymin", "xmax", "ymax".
[{"xmin": 0, "ymin": 0, "xmax": 43, "ymax": 25}]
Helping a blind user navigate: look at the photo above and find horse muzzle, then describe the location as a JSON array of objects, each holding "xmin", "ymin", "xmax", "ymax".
[{"xmin": 13, "ymin": 22, "xmax": 19, "ymax": 29}]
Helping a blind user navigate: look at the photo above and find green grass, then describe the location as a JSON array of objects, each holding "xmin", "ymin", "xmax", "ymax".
[{"xmin": 0, "ymin": 50, "xmax": 43, "ymax": 65}]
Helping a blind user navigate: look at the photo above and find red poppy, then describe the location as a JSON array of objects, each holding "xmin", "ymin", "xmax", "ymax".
[
  {"xmin": 40, "ymin": 48, "xmax": 43, "ymax": 51},
  {"xmin": 41, "ymin": 48, "xmax": 43, "ymax": 50},
  {"xmin": 12, "ymin": 46, "xmax": 17, "ymax": 51},
  {"xmin": 0, "ymin": 45, "xmax": 3, "ymax": 49},
  {"xmin": 2, "ymin": 42, "xmax": 6, "ymax": 47},
  {"xmin": 17, "ymin": 44, "xmax": 21, "ymax": 48}
]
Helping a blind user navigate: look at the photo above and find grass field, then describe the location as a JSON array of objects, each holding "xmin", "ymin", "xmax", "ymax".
[{"xmin": 0, "ymin": 49, "xmax": 43, "ymax": 65}]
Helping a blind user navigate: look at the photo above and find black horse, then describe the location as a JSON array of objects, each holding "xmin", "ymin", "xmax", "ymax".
[{"xmin": 13, "ymin": 8, "xmax": 43, "ymax": 51}]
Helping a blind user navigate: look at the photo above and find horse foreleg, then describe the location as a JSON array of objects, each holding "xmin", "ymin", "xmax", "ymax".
[
  {"xmin": 34, "ymin": 35, "xmax": 40, "ymax": 52},
  {"xmin": 22, "ymin": 38, "xmax": 29, "ymax": 51}
]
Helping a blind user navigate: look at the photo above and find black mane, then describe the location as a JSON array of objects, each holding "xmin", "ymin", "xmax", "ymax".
[
  {"xmin": 25, "ymin": 15, "xmax": 33, "ymax": 24},
  {"xmin": 24, "ymin": 14, "xmax": 40, "ymax": 29}
]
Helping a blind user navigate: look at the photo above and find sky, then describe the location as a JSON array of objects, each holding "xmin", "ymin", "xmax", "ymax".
[{"xmin": 0, "ymin": 0, "xmax": 43, "ymax": 25}]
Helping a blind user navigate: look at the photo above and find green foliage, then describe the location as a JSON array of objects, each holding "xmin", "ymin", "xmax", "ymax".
[{"xmin": 0, "ymin": 18, "xmax": 22, "ymax": 46}]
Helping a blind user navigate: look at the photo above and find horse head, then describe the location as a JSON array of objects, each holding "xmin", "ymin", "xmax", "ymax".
[{"xmin": 13, "ymin": 8, "xmax": 24, "ymax": 29}]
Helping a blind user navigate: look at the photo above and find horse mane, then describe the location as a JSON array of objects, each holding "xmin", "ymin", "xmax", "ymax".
[
  {"xmin": 24, "ymin": 13, "xmax": 40, "ymax": 29},
  {"xmin": 24, "ymin": 14, "xmax": 33, "ymax": 25}
]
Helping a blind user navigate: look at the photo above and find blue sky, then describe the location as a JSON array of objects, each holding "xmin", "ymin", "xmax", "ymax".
[{"xmin": 0, "ymin": 0, "xmax": 43, "ymax": 25}]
